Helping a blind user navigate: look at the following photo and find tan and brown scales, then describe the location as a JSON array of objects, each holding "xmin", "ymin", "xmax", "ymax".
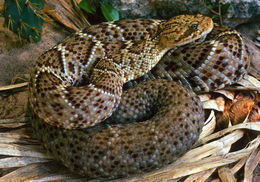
[{"xmin": 29, "ymin": 14, "xmax": 250, "ymax": 179}]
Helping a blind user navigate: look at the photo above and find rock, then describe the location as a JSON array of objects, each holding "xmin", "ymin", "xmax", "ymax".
[
  {"xmin": 102, "ymin": 0, "xmax": 206, "ymax": 19},
  {"xmin": 222, "ymin": 0, "xmax": 260, "ymax": 19},
  {"xmin": 103, "ymin": 0, "xmax": 260, "ymax": 27}
]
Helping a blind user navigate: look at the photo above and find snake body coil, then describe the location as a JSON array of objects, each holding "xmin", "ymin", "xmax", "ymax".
[
  {"xmin": 125, "ymin": 24, "xmax": 250, "ymax": 91},
  {"xmin": 29, "ymin": 14, "xmax": 213, "ymax": 129},
  {"xmin": 29, "ymin": 14, "xmax": 250, "ymax": 179},
  {"xmin": 31, "ymin": 80, "xmax": 204, "ymax": 178}
]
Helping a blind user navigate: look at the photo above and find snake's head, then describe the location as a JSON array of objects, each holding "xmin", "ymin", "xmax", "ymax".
[{"xmin": 158, "ymin": 14, "xmax": 213, "ymax": 48}]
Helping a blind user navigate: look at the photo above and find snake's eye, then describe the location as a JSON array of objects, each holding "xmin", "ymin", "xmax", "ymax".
[{"xmin": 190, "ymin": 24, "xmax": 198, "ymax": 31}]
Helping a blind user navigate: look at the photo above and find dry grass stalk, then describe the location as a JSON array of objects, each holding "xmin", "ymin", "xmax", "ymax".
[
  {"xmin": 184, "ymin": 168, "xmax": 216, "ymax": 182},
  {"xmin": 218, "ymin": 167, "xmax": 236, "ymax": 182},
  {"xmin": 231, "ymin": 157, "xmax": 248, "ymax": 173},
  {"xmin": 0, "ymin": 157, "xmax": 50, "ymax": 168},
  {"xmin": 0, "ymin": 76, "xmax": 259, "ymax": 181},
  {"xmin": 44, "ymin": 0, "xmax": 90, "ymax": 32},
  {"xmin": 0, "ymin": 143, "xmax": 52, "ymax": 159},
  {"xmin": 0, "ymin": 132, "xmax": 31, "ymax": 144},
  {"xmin": 239, "ymin": 75, "xmax": 260, "ymax": 91},
  {"xmin": 199, "ymin": 110, "xmax": 216, "ymax": 139},
  {"xmin": 0, "ymin": 119, "xmax": 27, "ymax": 128},
  {"xmin": 0, "ymin": 114, "xmax": 258, "ymax": 182},
  {"xmin": 0, "ymin": 83, "xmax": 28, "ymax": 92},
  {"xmin": 202, "ymin": 97, "xmax": 225, "ymax": 112},
  {"xmin": 244, "ymin": 147, "xmax": 260, "ymax": 182},
  {"xmin": 0, "ymin": 162, "xmax": 88, "ymax": 182},
  {"xmin": 199, "ymin": 123, "xmax": 260, "ymax": 144}
]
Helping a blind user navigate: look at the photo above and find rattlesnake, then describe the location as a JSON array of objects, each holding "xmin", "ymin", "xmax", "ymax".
[{"xmin": 29, "ymin": 14, "xmax": 250, "ymax": 179}]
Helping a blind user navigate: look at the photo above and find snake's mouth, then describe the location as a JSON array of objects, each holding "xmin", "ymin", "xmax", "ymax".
[{"xmin": 194, "ymin": 34, "xmax": 207, "ymax": 42}]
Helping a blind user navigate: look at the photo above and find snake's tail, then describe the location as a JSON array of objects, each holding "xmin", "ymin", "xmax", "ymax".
[{"xmin": 29, "ymin": 60, "xmax": 124, "ymax": 129}]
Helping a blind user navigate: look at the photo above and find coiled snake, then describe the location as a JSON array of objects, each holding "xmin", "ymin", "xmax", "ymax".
[{"xmin": 29, "ymin": 14, "xmax": 250, "ymax": 179}]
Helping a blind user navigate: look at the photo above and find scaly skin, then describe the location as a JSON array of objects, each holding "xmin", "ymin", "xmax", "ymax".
[
  {"xmin": 30, "ymin": 15, "xmax": 251, "ymax": 180},
  {"xmin": 31, "ymin": 80, "xmax": 204, "ymax": 179},
  {"xmin": 125, "ymin": 24, "xmax": 250, "ymax": 92},
  {"xmin": 29, "ymin": 14, "xmax": 213, "ymax": 129},
  {"xmin": 29, "ymin": 14, "xmax": 214, "ymax": 179}
]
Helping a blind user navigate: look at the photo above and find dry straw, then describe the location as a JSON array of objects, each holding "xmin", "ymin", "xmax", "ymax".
[{"xmin": 0, "ymin": 75, "xmax": 259, "ymax": 181}]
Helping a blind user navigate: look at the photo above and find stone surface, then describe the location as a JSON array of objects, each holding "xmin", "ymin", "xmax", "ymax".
[
  {"xmin": 222, "ymin": 0, "xmax": 260, "ymax": 18},
  {"xmin": 103, "ymin": 0, "xmax": 260, "ymax": 27},
  {"xmin": 102, "ymin": 0, "xmax": 206, "ymax": 19}
]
